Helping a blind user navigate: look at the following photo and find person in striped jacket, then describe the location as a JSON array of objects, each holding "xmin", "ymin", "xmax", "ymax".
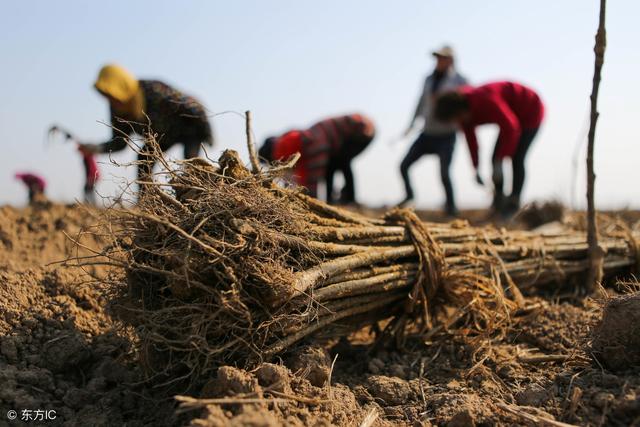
[{"xmin": 259, "ymin": 113, "xmax": 375, "ymax": 204}]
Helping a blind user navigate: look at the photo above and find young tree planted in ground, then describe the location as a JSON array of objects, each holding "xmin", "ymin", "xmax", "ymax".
[{"xmin": 586, "ymin": 0, "xmax": 607, "ymax": 290}]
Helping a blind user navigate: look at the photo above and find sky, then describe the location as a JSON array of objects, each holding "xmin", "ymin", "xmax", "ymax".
[{"xmin": 1, "ymin": 1, "xmax": 639, "ymax": 209}]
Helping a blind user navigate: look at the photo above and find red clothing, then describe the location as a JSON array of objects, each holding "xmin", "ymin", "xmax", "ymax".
[
  {"xmin": 79, "ymin": 148, "xmax": 100, "ymax": 187},
  {"xmin": 462, "ymin": 82, "xmax": 544, "ymax": 168},
  {"xmin": 273, "ymin": 130, "xmax": 308, "ymax": 190},
  {"xmin": 272, "ymin": 114, "xmax": 375, "ymax": 196},
  {"xmin": 15, "ymin": 173, "xmax": 47, "ymax": 192},
  {"xmin": 302, "ymin": 114, "xmax": 373, "ymax": 190}
]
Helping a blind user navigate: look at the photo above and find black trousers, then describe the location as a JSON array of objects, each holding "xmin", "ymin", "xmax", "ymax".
[
  {"xmin": 325, "ymin": 134, "xmax": 373, "ymax": 204},
  {"xmin": 492, "ymin": 127, "xmax": 539, "ymax": 209},
  {"xmin": 400, "ymin": 132, "xmax": 456, "ymax": 209}
]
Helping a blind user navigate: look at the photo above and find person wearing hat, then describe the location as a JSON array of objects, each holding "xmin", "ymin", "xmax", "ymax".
[
  {"xmin": 259, "ymin": 113, "xmax": 375, "ymax": 204},
  {"xmin": 398, "ymin": 45, "xmax": 468, "ymax": 216},
  {"xmin": 434, "ymin": 81, "xmax": 544, "ymax": 217},
  {"xmin": 78, "ymin": 64, "xmax": 214, "ymax": 185}
]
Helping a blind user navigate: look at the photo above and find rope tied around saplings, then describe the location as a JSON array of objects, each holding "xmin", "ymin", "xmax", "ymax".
[{"xmin": 384, "ymin": 208, "xmax": 446, "ymax": 331}]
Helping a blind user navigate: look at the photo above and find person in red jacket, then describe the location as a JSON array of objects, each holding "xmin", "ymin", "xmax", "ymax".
[
  {"xmin": 15, "ymin": 172, "xmax": 47, "ymax": 204},
  {"xmin": 259, "ymin": 114, "xmax": 375, "ymax": 203},
  {"xmin": 434, "ymin": 81, "xmax": 544, "ymax": 216},
  {"xmin": 78, "ymin": 147, "xmax": 100, "ymax": 204}
]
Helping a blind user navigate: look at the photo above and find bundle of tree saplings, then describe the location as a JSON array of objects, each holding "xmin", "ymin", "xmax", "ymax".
[{"xmin": 106, "ymin": 146, "xmax": 639, "ymax": 386}]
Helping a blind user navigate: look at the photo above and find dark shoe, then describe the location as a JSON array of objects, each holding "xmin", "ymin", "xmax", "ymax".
[{"xmin": 501, "ymin": 197, "xmax": 520, "ymax": 219}]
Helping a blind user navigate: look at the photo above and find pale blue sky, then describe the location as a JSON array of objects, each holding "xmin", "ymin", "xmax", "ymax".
[{"xmin": 1, "ymin": 1, "xmax": 639, "ymax": 208}]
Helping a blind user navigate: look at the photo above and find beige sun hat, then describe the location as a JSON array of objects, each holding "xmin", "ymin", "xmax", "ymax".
[{"xmin": 431, "ymin": 45, "xmax": 455, "ymax": 58}]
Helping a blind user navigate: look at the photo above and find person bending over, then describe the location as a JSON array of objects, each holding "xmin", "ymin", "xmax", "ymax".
[
  {"xmin": 15, "ymin": 173, "xmax": 47, "ymax": 204},
  {"xmin": 78, "ymin": 64, "xmax": 214, "ymax": 188},
  {"xmin": 435, "ymin": 81, "xmax": 544, "ymax": 217},
  {"xmin": 259, "ymin": 113, "xmax": 375, "ymax": 204}
]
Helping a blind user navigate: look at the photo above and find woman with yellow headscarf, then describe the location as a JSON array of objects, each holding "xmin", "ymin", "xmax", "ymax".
[{"xmin": 79, "ymin": 64, "xmax": 214, "ymax": 182}]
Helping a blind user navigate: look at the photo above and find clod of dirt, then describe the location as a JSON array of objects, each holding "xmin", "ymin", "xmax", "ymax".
[
  {"xmin": 288, "ymin": 346, "xmax": 332, "ymax": 387},
  {"xmin": 388, "ymin": 363, "xmax": 408, "ymax": 379},
  {"xmin": 447, "ymin": 409, "xmax": 476, "ymax": 427},
  {"xmin": 0, "ymin": 337, "xmax": 19, "ymax": 362},
  {"xmin": 592, "ymin": 292, "xmax": 640, "ymax": 371},
  {"xmin": 191, "ymin": 404, "xmax": 279, "ymax": 427},
  {"xmin": 516, "ymin": 383, "xmax": 550, "ymax": 406},
  {"xmin": 203, "ymin": 366, "xmax": 262, "ymax": 397},
  {"xmin": 367, "ymin": 357, "xmax": 385, "ymax": 374},
  {"xmin": 592, "ymin": 391, "xmax": 615, "ymax": 409},
  {"xmin": 255, "ymin": 363, "xmax": 292, "ymax": 394},
  {"xmin": 96, "ymin": 358, "xmax": 135, "ymax": 384},
  {"xmin": 42, "ymin": 332, "xmax": 90, "ymax": 373},
  {"xmin": 366, "ymin": 375, "xmax": 413, "ymax": 406},
  {"xmin": 191, "ymin": 363, "xmax": 371, "ymax": 426},
  {"xmin": 63, "ymin": 387, "xmax": 94, "ymax": 409}
]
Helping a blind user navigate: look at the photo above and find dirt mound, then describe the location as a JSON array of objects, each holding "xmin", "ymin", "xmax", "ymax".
[
  {"xmin": 287, "ymin": 346, "xmax": 332, "ymax": 388},
  {"xmin": 0, "ymin": 203, "xmax": 101, "ymax": 271},
  {"xmin": 0, "ymin": 204, "xmax": 176, "ymax": 426},
  {"xmin": 592, "ymin": 292, "xmax": 640, "ymax": 371},
  {"xmin": 185, "ymin": 356, "xmax": 378, "ymax": 427},
  {"xmin": 514, "ymin": 200, "xmax": 566, "ymax": 229}
]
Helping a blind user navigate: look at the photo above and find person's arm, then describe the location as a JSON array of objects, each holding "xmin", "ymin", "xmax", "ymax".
[
  {"xmin": 405, "ymin": 80, "xmax": 429, "ymax": 135},
  {"xmin": 463, "ymin": 125, "xmax": 485, "ymax": 185},
  {"xmin": 457, "ymin": 73, "xmax": 469, "ymax": 86},
  {"xmin": 78, "ymin": 112, "xmax": 130, "ymax": 154},
  {"xmin": 463, "ymin": 126, "xmax": 480, "ymax": 169},
  {"xmin": 98, "ymin": 116, "xmax": 131, "ymax": 153},
  {"xmin": 491, "ymin": 100, "xmax": 521, "ymax": 160},
  {"xmin": 79, "ymin": 149, "xmax": 100, "ymax": 187}
]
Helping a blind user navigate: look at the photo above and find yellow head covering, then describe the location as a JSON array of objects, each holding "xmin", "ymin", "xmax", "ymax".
[{"xmin": 94, "ymin": 64, "xmax": 145, "ymax": 119}]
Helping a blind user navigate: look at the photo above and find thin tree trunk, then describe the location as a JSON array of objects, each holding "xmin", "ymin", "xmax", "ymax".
[{"xmin": 586, "ymin": 0, "xmax": 607, "ymax": 290}]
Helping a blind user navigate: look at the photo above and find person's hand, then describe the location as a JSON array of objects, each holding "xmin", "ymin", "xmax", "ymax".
[
  {"xmin": 475, "ymin": 171, "xmax": 485, "ymax": 186},
  {"xmin": 77, "ymin": 143, "xmax": 100, "ymax": 155}
]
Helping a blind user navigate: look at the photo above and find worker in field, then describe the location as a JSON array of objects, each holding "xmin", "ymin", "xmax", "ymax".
[
  {"xmin": 48, "ymin": 125, "xmax": 101, "ymax": 204},
  {"xmin": 79, "ymin": 147, "xmax": 100, "ymax": 204},
  {"xmin": 15, "ymin": 172, "xmax": 47, "ymax": 204},
  {"xmin": 77, "ymin": 64, "xmax": 214, "ymax": 187},
  {"xmin": 259, "ymin": 114, "xmax": 375, "ymax": 204},
  {"xmin": 435, "ymin": 81, "xmax": 544, "ymax": 217},
  {"xmin": 398, "ymin": 45, "xmax": 468, "ymax": 216}
]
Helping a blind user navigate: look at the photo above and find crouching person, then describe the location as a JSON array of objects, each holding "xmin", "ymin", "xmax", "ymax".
[
  {"xmin": 78, "ymin": 64, "xmax": 214, "ymax": 190},
  {"xmin": 435, "ymin": 81, "xmax": 544, "ymax": 217},
  {"xmin": 259, "ymin": 113, "xmax": 375, "ymax": 204}
]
